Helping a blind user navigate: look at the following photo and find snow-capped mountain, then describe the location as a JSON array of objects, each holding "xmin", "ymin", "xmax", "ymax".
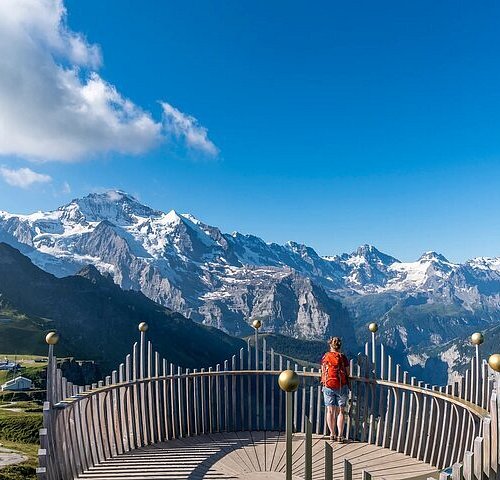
[
  {"xmin": 0, "ymin": 192, "xmax": 355, "ymax": 342},
  {"xmin": 0, "ymin": 191, "xmax": 498, "ymax": 356}
]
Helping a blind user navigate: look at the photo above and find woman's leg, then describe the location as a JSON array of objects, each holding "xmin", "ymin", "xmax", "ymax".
[
  {"xmin": 326, "ymin": 406, "xmax": 335, "ymax": 436},
  {"xmin": 336, "ymin": 406, "xmax": 345, "ymax": 438}
]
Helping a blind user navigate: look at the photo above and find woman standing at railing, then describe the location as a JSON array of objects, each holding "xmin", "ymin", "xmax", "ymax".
[{"xmin": 321, "ymin": 336, "xmax": 350, "ymax": 442}]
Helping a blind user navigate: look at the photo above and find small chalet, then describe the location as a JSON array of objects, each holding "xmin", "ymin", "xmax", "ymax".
[{"xmin": 1, "ymin": 376, "xmax": 32, "ymax": 391}]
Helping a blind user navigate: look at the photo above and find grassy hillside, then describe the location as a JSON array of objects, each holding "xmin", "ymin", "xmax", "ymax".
[
  {"xmin": 0, "ymin": 311, "xmax": 52, "ymax": 358},
  {"xmin": 0, "ymin": 401, "xmax": 41, "ymax": 480}
]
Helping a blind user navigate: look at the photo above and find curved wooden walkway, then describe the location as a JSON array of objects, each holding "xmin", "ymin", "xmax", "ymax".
[{"xmin": 77, "ymin": 432, "xmax": 439, "ymax": 480}]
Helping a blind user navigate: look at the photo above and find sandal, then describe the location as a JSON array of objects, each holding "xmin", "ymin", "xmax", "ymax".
[{"xmin": 336, "ymin": 435, "xmax": 345, "ymax": 443}]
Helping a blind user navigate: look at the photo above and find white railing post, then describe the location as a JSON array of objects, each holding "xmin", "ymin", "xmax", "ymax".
[
  {"xmin": 473, "ymin": 437, "xmax": 484, "ymax": 479},
  {"xmin": 451, "ymin": 463, "xmax": 463, "ymax": 479},
  {"xmin": 463, "ymin": 451, "xmax": 474, "ymax": 480}
]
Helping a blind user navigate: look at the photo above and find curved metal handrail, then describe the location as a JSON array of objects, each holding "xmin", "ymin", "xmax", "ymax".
[{"xmin": 53, "ymin": 370, "xmax": 490, "ymax": 420}]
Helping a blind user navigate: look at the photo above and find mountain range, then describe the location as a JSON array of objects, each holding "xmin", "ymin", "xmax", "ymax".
[
  {"xmin": 0, "ymin": 191, "xmax": 498, "ymax": 380},
  {"xmin": 0, "ymin": 242, "xmax": 244, "ymax": 372}
]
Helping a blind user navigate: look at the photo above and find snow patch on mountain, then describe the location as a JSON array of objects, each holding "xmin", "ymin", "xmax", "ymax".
[{"xmin": 407, "ymin": 352, "xmax": 429, "ymax": 368}]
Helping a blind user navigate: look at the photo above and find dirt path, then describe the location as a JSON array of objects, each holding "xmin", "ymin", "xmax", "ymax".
[
  {"xmin": 0, "ymin": 402, "xmax": 22, "ymax": 413},
  {"xmin": 0, "ymin": 447, "xmax": 27, "ymax": 468}
]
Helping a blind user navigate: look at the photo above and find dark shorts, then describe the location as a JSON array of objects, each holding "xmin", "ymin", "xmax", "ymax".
[{"xmin": 323, "ymin": 385, "xmax": 349, "ymax": 407}]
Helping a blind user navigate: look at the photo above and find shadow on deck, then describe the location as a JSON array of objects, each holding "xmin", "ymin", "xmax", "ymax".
[{"xmin": 77, "ymin": 432, "xmax": 439, "ymax": 480}]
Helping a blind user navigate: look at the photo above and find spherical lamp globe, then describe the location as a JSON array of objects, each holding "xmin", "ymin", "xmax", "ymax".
[
  {"xmin": 368, "ymin": 322, "xmax": 378, "ymax": 333},
  {"xmin": 471, "ymin": 332, "xmax": 484, "ymax": 345},
  {"xmin": 252, "ymin": 319, "xmax": 262, "ymax": 330},
  {"xmin": 278, "ymin": 369, "xmax": 300, "ymax": 393},
  {"xmin": 488, "ymin": 353, "xmax": 500, "ymax": 372},
  {"xmin": 45, "ymin": 332, "xmax": 59, "ymax": 345}
]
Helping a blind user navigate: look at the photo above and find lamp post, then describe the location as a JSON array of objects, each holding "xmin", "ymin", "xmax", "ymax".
[
  {"xmin": 45, "ymin": 332, "xmax": 59, "ymax": 406},
  {"xmin": 488, "ymin": 353, "xmax": 500, "ymax": 391},
  {"xmin": 368, "ymin": 323, "xmax": 378, "ymax": 377},
  {"xmin": 138, "ymin": 322, "xmax": 148, "ymax": 379},
  {"xmin": 252, "ymin": 319, "xmax": 262, "ymax": 368},
  {"xmin": 252, "ymin": 319, "xmax": 262, "ymax": 429},
  {"xmin": 471, "ymin": 332, "xmax": 484, "ymax": 356},
  {"xmin": 471, "ymin": 332, "xmax": 484, "ymax": 406},
  {"xmin": 278, "ymin": 369, "xmax": 300, "ymax": 480}
]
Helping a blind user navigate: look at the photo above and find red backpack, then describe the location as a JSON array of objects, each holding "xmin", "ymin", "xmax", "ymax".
[{"xmin": 321, "ymin": 351, "xmax": 349, "ymax": 389}]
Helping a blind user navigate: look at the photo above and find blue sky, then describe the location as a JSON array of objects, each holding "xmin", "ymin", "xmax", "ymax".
[{"xmin": 0, "ymin": 0, "xmax": 499, "ymax": 262}]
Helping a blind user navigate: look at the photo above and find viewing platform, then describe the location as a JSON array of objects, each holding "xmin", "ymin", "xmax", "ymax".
[{"xmin": 37, "ymin": 325, "xmax": 500, "ymax": 480}]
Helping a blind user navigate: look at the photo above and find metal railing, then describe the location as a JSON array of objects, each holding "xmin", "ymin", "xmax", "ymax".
[{"xmin": 36, "ymin": 325, "xmax": 500, "ymax": 480}]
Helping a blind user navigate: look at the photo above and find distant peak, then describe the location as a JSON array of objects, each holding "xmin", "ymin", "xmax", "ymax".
[
  {"xmin": 77, "ymin": 264, "xmax": 101, "ymax": 279},
  {"xmin": 160, "ymin": 209, "xmax": 183, "ymax": 224},
  {"xmin": 59, "ymin": 190, "xmax": 160, "ymax": 225},
  {"xmin": 349, "ymin": 244, "xmax": 399, "ymax": 265},
  {"xmin": 158, "ymin": 210, "xmax": 205, "ymax": 230},
  {"xmin": 180, "ymin": 212, "xmax": 204, "ymax": 225},
  {"xmin": 355, "ymin": 244, "xmax": 379, "ymax": 256},
  {"xmin": 286, "ymin": 240, "xmax": 312, "ymax": 251},
  {"xmin": 77, "ymin": 264, "xmax": 115, "ymax": 287},
  {"xmin": 104, "ymin": 190, "xmax": 131, "ymax": 201},
  {"xmin": 418, "ymin": 251, "xmax": 449, "ymax": 263},
  {"xmin": 79, "ymin": 190, "xmax": 143, "ymax": 207}
]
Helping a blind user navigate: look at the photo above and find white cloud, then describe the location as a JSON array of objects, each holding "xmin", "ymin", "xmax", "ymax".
[
  {"xmin": 161, "ymin": 102, "xmax": 219, "ymax": 156},
  {"xmin": 0, "ymin": 0, "xmax": 218, "ymax": 161},
  {"xmin": 62, "ymin": 181, "xmax": 71, "ymax": 194},
  {"xmin": 0, "ymin": 167, "xmax": 52, "ymax": 188}
]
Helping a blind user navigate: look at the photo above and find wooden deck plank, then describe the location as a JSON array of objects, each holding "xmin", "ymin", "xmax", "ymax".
[
  {"xmin": 77, "ymin": 431, "xmax": 439, "ymax": 480},
  {"xmin": 234, "ymin": 431, "xmax": 261, "ymax": 472},
  {"xmin": 249, "ymin": 430, "xmax": 266, "ymax": 471},
  {"xmin": 208, "ymin": 433, "xmax": 255, "ymax": 475},
  {"xmin": 268, "ymin": 431, "xmax": 286, "ymax": 472}
]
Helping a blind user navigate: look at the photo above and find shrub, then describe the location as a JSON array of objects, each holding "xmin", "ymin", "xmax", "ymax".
[
  {"xmin": 0, "ymin": 464, "xmax": 36, "ymax": 480},
  {"xmin": 0, "ymin": 414, "xmax": 42, "ymax": 444}
]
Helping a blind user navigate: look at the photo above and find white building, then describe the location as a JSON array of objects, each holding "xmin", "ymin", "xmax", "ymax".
[
  {"xmin": 1, "ymin": 376, "xmax": 32, "ymax": 391},
  {"xmin": 0, "ymin": 361, "xmax": 18, "ymax": 371}
]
